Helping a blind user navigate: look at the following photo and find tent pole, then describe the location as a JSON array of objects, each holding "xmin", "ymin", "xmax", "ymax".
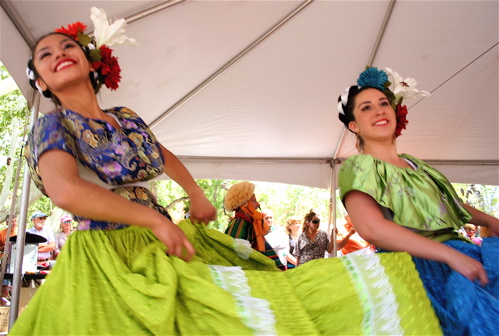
[
  {"xmin": 327, "ymin": 160, "xmax": 338, "ymax": 257},
  {"xmin": 333, "ymin": 0, "xmax": 397, "ymax": 162},
  {"xmin": 9, "ymin": 93, "xmax": 40, "ymax": 329},
  {"xmin": 150, "ymin": 0, "xmax": 314, "ymax": 128},
  {"xmin": 0, "ymin": 125, "xmax": 26, "ymax": 303},
  {"xmin": 123, "ymin": 0, "xmax": 185, "ymax": 24},
  {"xmin": 0, "ymin": 0, "xmax": 37, "ymax": 47},
  {"xmin": 366, "ymin": 0, "xmax": 397, "ymax": 66}
]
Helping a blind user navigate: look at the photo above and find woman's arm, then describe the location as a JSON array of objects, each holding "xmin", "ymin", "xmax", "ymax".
[
  {"xmin": 345, "ymin": 190, "xmax": 489, "ymax": 285},
  {"xmin": 294, "ymin": 239, "xmax": 302, "ymax": 266},
  {"xmin": 38, "ymin": 241, "xmax": 55, "ymax": 253},
  {"xmin": 462, "ymin": 204, "xmax": 499, "ymax": 236},
  {"xmin": 38, "ymin": 150, "xmax": 195, "ymax": 261},
  {"xmin": 334, "ymin": 228, "xmax": 356, "ymax": 251},
  {"xmin": 286, "ymin": 253, "xmax": 297, "ymax": 266},
  {"xmin": 160, "ymin": 145, "xmax": 216, "ymax": 224}
]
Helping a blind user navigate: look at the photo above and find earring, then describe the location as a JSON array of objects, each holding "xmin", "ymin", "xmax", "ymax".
[
  {"xmin": 92, "ymin": 71, "xmax": 98, "ymax": 81},
  {"xmin": 34, "ymin": 81, "xmax": 44, "ymax": 95}
]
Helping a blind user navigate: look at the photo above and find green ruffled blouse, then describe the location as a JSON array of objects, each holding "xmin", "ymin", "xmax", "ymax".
[{"xmin": 339, "ymin": 154, "xmax": 471, "ymax": 234}]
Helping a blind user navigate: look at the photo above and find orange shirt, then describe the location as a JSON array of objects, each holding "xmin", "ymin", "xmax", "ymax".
[
  {"xmin": 341, "ymin": 238, "xmax": 368, "ymax": 255},
  {"xmin": 0, "ymin": 227, "xmax": 17, "ymax": 252},
  {"xmin": 337, "ymin": 231, "xmax": 369, "ymax": 255}
]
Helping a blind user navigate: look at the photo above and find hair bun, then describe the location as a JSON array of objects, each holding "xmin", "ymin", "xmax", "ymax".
[{"xmin": 224, "ymin": 181, "xmax": 255, "ymax": 211}]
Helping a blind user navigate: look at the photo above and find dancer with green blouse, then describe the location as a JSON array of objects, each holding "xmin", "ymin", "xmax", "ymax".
[{"xmin": 337, "ymin": 66, "xmax": 499, "ymax": 336}]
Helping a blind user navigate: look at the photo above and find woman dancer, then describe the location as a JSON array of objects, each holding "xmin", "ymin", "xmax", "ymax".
[
  {"xmin": 12, "ymin": 9, "xmax": 443, "ymax": 335},
  {"xmin": 337, "ymin": 66, "xmax": 499, "ymax": 335},
  {"xmin": 11, "ymin": 8, "xmax": 219, "ymax": 335}
]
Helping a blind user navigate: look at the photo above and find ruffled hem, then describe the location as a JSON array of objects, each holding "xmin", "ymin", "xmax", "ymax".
[
  {"xmin": 413, "ymin": 237, "xmax": 499, "ymax": 336},
  {"xmin": 10, "ymin": 222, "xmax": 442, "ymax": 336}
]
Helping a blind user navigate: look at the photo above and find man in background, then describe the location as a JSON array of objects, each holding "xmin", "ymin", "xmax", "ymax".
[{"xmin": 27, "ymin": 211, "xmax": 55, "ymax": 264}]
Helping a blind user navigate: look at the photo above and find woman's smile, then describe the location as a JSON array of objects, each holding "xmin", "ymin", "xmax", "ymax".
[
  {"xmin": 373, "ymin": 118, "xmax": 389, "ymax": 126},
  {"xmin": 55, "ymin": 59, "xmax": 77, "ymax": 72}
]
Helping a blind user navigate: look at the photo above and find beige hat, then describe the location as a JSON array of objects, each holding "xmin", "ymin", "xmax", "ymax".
[{"xmin": 224, "ymin": 181, "xmax": 255, "ymax": 211}]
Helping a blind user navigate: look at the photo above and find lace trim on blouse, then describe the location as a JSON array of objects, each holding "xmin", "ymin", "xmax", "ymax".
[
  {"xmin": 208, "ymin": 265, "xmax": 277, "ymax": 336},
  {"xmin": 342, "ymin": 254, "xmax": 404, "ymax": 336}
]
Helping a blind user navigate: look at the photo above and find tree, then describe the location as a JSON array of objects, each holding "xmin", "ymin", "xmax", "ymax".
[
  {"xmin": 453, "ymin": 183, "xmax": 499, "ymax": 216},
  {"xmin": 0, "ymin": 62, "xmax": 39, "ymax": 225},
  {"xmin": 152, "ymin": 179, "xmax": 335, "ymax": 232}
]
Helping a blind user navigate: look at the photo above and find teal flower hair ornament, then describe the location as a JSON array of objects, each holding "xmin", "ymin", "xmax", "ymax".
[{"xmin": 357, "ymin": 67, "xmax": 389, "ymax": 91}]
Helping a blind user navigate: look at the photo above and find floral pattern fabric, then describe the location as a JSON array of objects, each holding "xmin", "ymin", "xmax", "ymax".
[
  {"xmin": 338, "ymin": 154, "xmax": 471, "ymax": 234},
  {"xmin": 294, "ymin": 230, "xmax": 330, "ymax": 265},
  {"xmin": 25, "ymin": 107, "xmax": 167, "ymax": 230},
  {"xmin": 338, "ymin": 153, "xmax": 499, "ymax": 335}
]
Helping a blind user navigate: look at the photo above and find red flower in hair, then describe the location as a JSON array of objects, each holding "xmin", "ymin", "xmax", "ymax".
[
  {"xmin": 395, "ymin": 104, "xmax": 408, "ymax": 138},
  {"xmin": 55, "ymin": 22, "xmax": 87, "ymax": 40},
  {"xmin": 91, "ymin": 45, "xmax": 121, "ymax": 90}
]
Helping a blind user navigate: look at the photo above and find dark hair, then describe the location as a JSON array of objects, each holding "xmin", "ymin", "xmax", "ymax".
[
  {"xmin": 27, "ymin": 32, "xmax": 100, "ymax": 105},
  {"xmin": 302, "ymin": 211, "xmax": 318, "ymax": 234},
  {"xmin": 5, "ymin": 214, "xmax": 17, "ymax": 222},
  {"xmin": 337, "ymin": 86, "xmax": 390, "ymax": 151}
]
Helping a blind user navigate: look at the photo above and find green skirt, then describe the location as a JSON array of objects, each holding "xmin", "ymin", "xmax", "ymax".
[{"xmin": 10, "ymin": 220, "xmax": 442, "ymax": 335}]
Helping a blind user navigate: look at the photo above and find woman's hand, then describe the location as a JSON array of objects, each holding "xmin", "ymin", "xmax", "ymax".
[
  {"xmin": 444, "ymin": 249, "xmax": 489, "ymax": 286},
  {"xmin": 188, "ymin": 192, "xmax": 217, "ymax": 225},
  {"xmin": 160, "ymin": 145, "xmax": 217, "ymax": 225},
  {"xmin": 150, "ymin": 218, "xmax": 196, "ymax": 262}
]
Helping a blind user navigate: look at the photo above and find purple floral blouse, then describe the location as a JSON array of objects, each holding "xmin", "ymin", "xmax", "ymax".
[{"xmin": 25, "ymin": 107, "xmax": 170, "ymax": 230}]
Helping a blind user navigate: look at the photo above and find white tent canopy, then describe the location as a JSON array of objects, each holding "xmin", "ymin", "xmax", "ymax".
[{"xmin": 1, "ymin": 0, "xmax": 497, "ymax": 189}]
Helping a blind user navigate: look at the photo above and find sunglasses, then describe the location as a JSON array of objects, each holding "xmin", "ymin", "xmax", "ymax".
[
  {"xmin": 310, "ymin": 219, "xmax": 320, "ymax": 224},
  {"xmin": 63, "ymin": 221, "xmax": 72, "ymax": 224}
]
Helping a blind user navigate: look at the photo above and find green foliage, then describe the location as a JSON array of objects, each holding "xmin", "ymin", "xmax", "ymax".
[
  {"xmin": 152, "ymin": 179, "xmax": 339, "ymax": 232},
  {"xmin": 27, "ymin": 196, "xmax": 53, "ymax": 219},
  {"xmin": 152, "ymin": 180, "xmax": 498, "ymax": 234},
  {"xmin": 0, "ymin": 65, "xmax": 29, "ymax": 128},
  {"xmin": 453, "ymin": 183, "xmax": 499, "ymax": 216},
  {"xmin": 0, "ymin": 63, "xmax": 31, "ymax": 212},
  {"xmin": 153, "ymin": 179, "xmax": 230, "ymax": 231}
]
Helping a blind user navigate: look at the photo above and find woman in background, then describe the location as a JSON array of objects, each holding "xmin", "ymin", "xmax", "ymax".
[
  {"xmin": 285, "ymin": 216, "xmax": 301, "ymax": 268},
  {"xmin": 53, "ymin": 214, "xmax": 75, "ymax": 259},
  {"xmin": 294, "ymin": 211, "xmax": 354, "ymax": 265},
  {"xmin": 224, "ymin": 182, "xmax": 285, "ymax": 270}
]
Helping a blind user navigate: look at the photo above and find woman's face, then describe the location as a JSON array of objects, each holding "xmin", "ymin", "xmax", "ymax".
[
  {"xmin": 348, "ymin": 88, "xmax": 396, "ymax": 140},
  {"xmin": 61, "ymin": 221, "xmax": 72, "ymax": 232},
  {"xmin": 248, "ymin": 194, "xmax": 260, "ymax": 210},
  {"xmin": 289, "ymin": 222, "xmax": 302, "ymax": 235},
  {"xmin": 307, "ymin": 215, "xmax": 321, "ymax": 232},
  {"xmin": 465, "ymin": 226, "xmax": 476, "ymax": 238},
  {"xmin": 33, "ymin": 34, "xmax": 92, "ymax": 94},
  {"xmin": 263, "ymin": 213, "xmax": 273, "ymax": 226}
]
